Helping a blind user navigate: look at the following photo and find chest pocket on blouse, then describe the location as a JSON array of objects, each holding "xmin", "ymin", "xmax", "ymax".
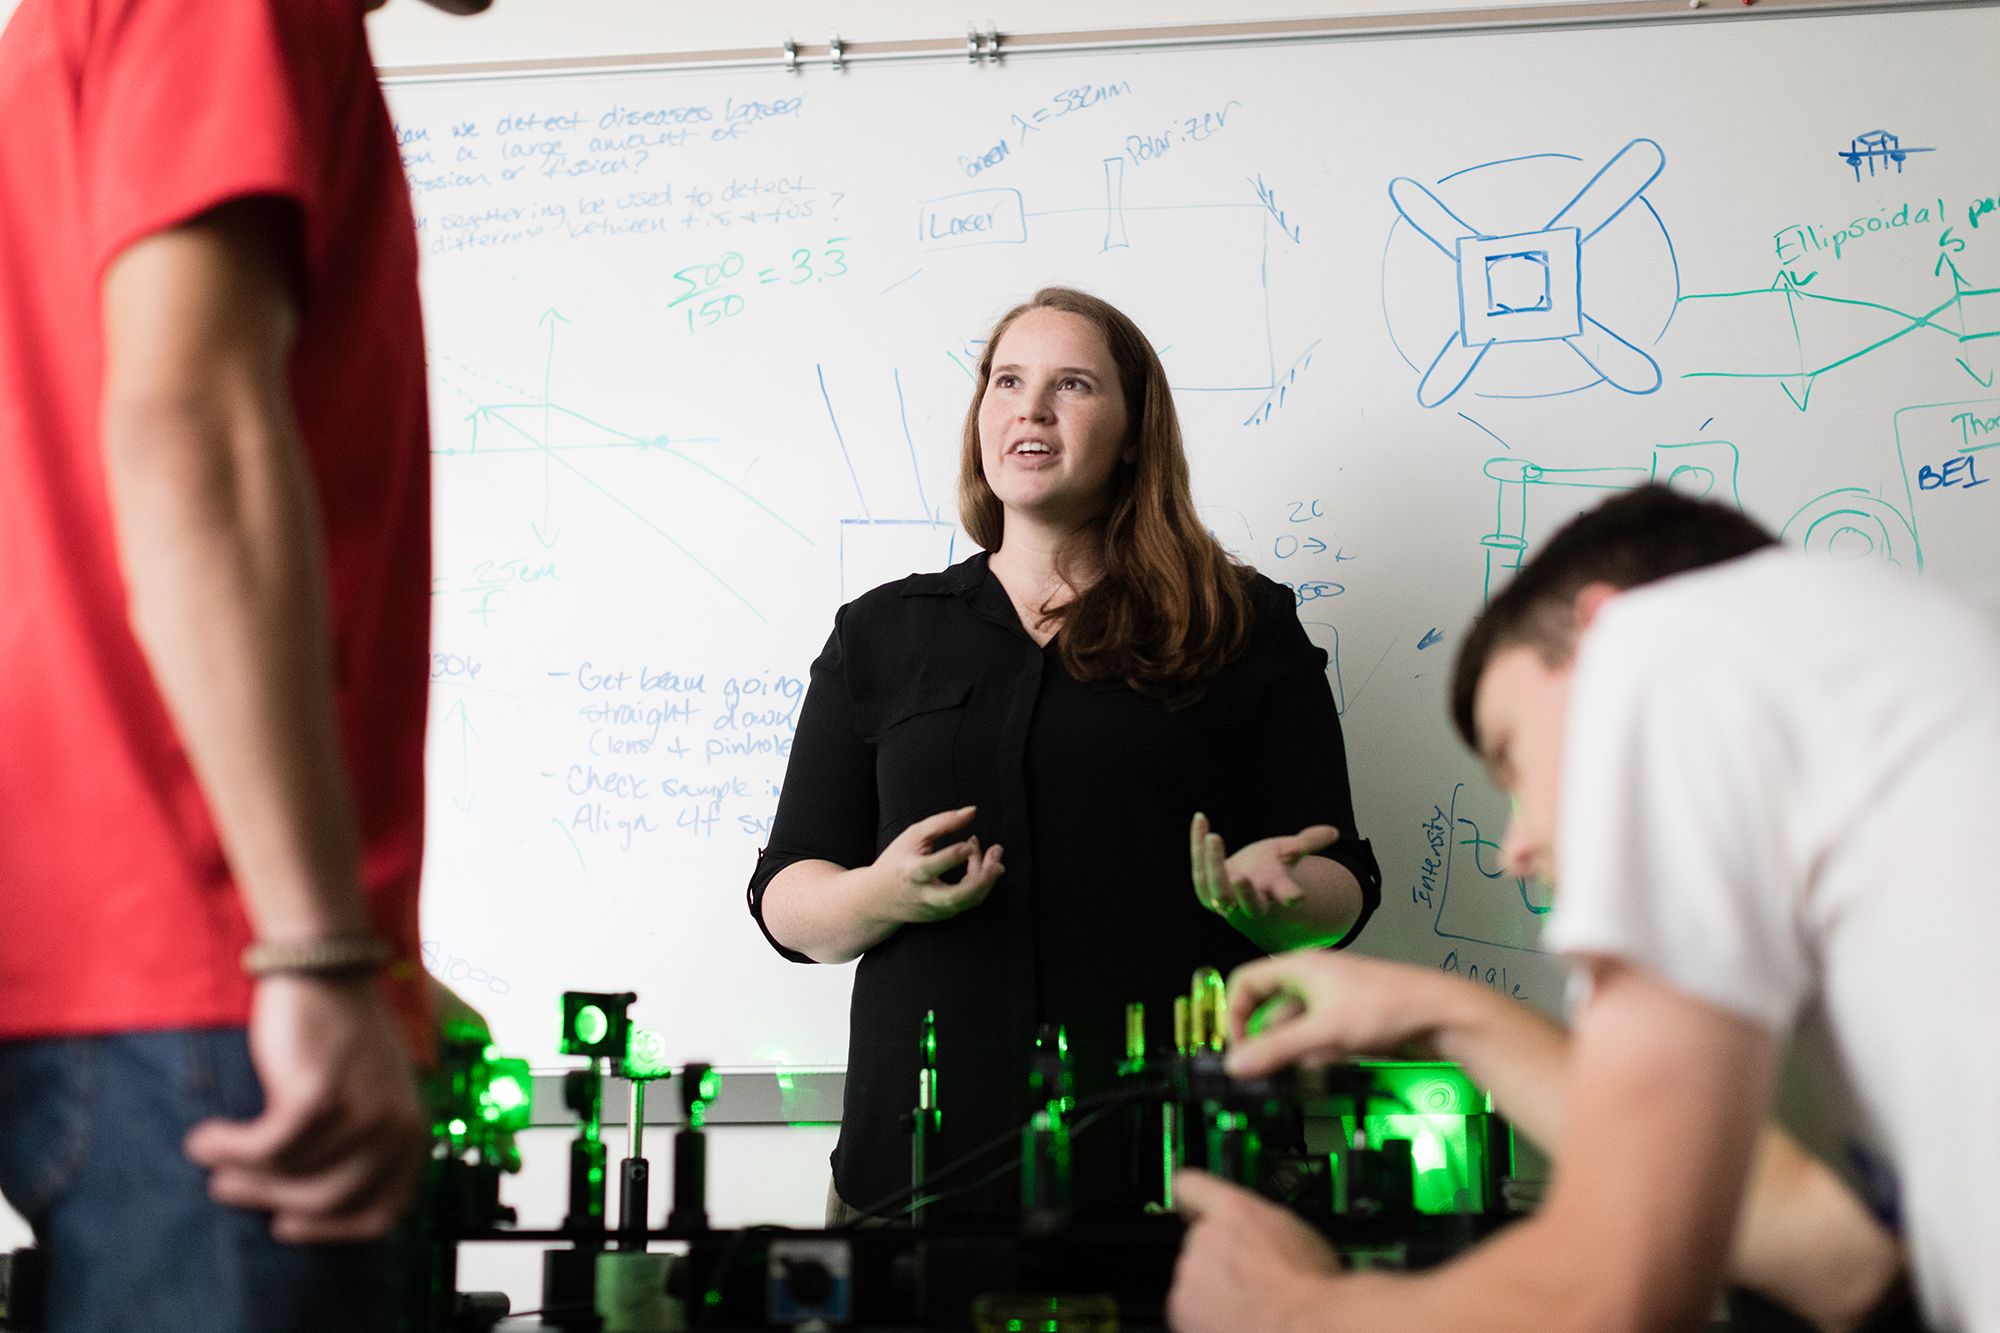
[{"xmin": 855, "ymin": 679, "xmax": 972, "ymax": 836}]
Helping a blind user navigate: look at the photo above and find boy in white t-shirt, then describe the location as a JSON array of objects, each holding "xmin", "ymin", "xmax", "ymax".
[{"xmin": 1169, "ymin": 485, "xmax": 2000, "ymax": 1333}]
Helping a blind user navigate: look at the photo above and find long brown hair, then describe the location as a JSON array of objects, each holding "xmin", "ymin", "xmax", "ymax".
[{"xmin": 958, "ymin": 286, "xmax": 1255, "ymax": 709}]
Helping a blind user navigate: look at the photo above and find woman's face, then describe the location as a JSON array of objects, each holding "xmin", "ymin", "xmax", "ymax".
[{"xmin": 976, "ymin": 308, "xmax": 1133, "ymax": 534}]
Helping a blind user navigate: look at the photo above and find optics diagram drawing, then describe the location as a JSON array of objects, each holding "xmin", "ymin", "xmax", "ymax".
[{"xmin": 1383, "ymin": 139, "xmax": 1679, "ymax": 408}]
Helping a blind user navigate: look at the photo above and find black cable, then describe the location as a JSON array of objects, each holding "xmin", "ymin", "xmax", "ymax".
[
  {"xmin": 835, "ymin": 1082, "xmax": 1168, "ymax": 1229},
  {"xmin": 832, "ymin": 1128, "xmax": 1019, "ymax": 1228},
  {"xmin": 884, "ymin": 1093, "xmax": 1138, "ymax": 1222},
  {"xmin": 892, "ymin": 1147, "xmax": 1032, "ymax": 1221}
]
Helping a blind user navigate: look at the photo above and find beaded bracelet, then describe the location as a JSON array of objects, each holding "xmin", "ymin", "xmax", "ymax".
[{"xmin": 241, "ymin": 934, "xmax": 393, "ymax": 978}]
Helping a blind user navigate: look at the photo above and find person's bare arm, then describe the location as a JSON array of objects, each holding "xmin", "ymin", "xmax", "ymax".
[
  {"xmin": 100, "ymin": 198, "xmax": 357, "ymax": 942},
  {"xmin": 759, "ymin": 860, "xmax": 902, "ymax": 965},
  {"xmin": 760, "ymin": 806, "xmax": 1005, "ymax": 964},
  {"xmin": 1734, "ymin": 1130, "xmax": 1904, "ymax": 1332},
  {"xmin": 1433, "ymin": 987, "xmax": 1901, "ymax": 1330},
  {"xmin": 99, "ymin": 197, "xmax": 424, "ymax": 1244}
]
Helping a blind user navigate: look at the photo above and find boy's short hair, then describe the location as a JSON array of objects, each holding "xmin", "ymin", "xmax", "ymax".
[{"xmin": 1449, "ymin": 484, "xmax": 1778, "ymax": 748}]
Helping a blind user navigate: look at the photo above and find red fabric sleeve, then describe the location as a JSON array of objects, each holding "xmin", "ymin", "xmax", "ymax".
[{"xmin": 79, "ymin": 0, "xmax": 354, "ymax": 278}]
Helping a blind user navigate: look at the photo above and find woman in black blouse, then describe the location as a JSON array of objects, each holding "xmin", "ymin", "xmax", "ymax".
[{"xmin": 747, "ymin": 286, "xmax": 1380, "ymax": 1222}]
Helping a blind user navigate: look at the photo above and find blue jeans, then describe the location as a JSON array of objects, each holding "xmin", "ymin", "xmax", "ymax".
[{"xmin": 0, "ymin": 1029, "xmax": 399, "ymax": 1333}]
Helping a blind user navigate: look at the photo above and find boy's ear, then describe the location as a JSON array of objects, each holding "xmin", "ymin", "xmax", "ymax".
[{"xmin": 1572, "ymin": 581, "xmax": 1622, "ymax": 631}]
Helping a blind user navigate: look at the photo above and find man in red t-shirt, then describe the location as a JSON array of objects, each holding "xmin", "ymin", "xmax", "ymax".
[{"xmin": 0, "ymin": 0, "xmax": 487, "ymax": 1327}]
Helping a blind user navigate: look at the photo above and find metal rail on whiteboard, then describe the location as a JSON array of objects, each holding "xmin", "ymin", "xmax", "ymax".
[{"xmin": 378, "ymin": 0, "xmax": 1991, "ymax": 84}]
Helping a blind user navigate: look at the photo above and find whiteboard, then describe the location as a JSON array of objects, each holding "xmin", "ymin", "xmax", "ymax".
[{"xmin": 388, "ymin": 5, "xmax": 2000, "ymax": 1069}]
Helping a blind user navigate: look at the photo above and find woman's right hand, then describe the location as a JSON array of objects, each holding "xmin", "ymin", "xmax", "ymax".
[{"xmin": 871, "ymin": 804, "xmax": 1005, "ymax": 924}]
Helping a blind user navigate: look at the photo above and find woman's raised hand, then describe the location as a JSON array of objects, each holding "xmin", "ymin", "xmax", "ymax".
[
  {"xmin": 1189, "ymin": 812, "xmax": 1340, "ymax": 918},
  {"xmin": 873, "ymin": 804, "xmax": 1006, "ymax": 924}
]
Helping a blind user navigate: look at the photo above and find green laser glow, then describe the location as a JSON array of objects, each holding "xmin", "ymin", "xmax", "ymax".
[
  {"xmin": 625, "ymin": 1027, "xmax": 670, "ymax": 1079},
  {"xmin": 1354, "ymin": 1060, "xmax": 1489, "ymax": 1214},
  {"xmin": 573, "ymin": 1004, "xmax": 609, "ymax": 1047},
  {"xmin": 476, "ymin": 1057, "xmax": 533, "ymax": 1133}
]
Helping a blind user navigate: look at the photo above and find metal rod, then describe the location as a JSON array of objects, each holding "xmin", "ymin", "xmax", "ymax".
[
  {"xmin": 628, "ymin": 1079, "xmax": 645, "ymax": 1159},
  {"xmin": 379, "ymin": 0, "xmax": 1993, "ymax": 84}
]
